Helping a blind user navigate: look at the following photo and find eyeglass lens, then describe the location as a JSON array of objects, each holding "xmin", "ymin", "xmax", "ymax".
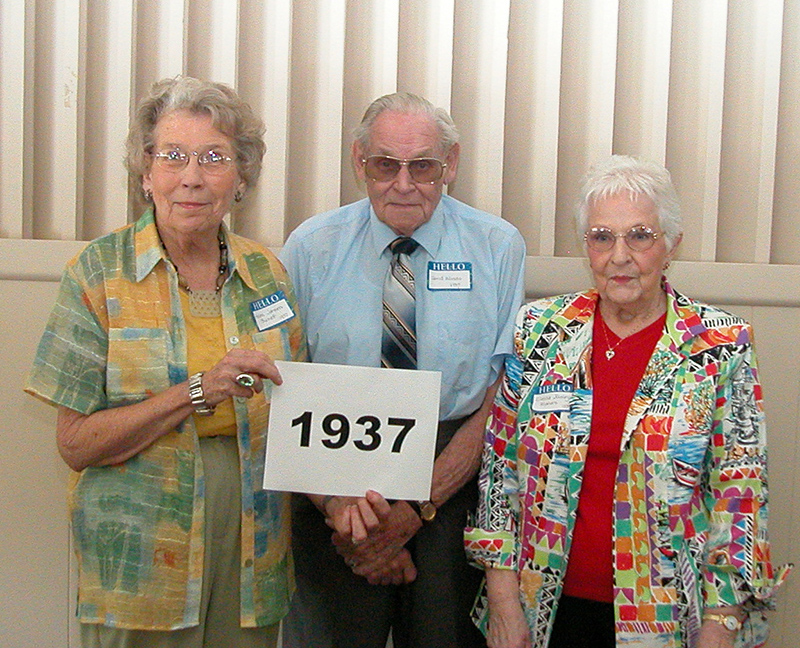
[
  {"xmin": 363, "ymin": 156, "xmax": 444, "ymax": 184},
  {"xmin": 153, "ymin": 149, "xmax": 233, "ymax": 174},
  {"xmin": 585, "ymin": 226, "xmax": 658, "ymax": 251}
]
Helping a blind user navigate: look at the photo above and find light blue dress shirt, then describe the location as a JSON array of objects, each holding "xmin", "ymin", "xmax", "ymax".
[{"xmin": 280, "ymin": 194, "xmax": 526, "ymax": 421}]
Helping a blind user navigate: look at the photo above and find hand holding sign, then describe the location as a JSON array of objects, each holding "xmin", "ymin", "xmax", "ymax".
[
  {"xmin": 325, "ymin": 489, "xmax": 390, "ymax": 543},
  {"xmin": 331, "ymin": 490, "xmax": 419, "ymax": 585}
]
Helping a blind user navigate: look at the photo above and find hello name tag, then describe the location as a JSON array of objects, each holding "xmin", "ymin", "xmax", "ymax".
[
  {"xmin": 531, "ymin": 384, "xmax": 573, "ymax": 412},
  {"xmin": 250, "ymin": 291, "xmax": 295, "ymax": 331},
  {"xmin": 427, "ymin": 261, "xmax": 472, "ymax": 291}
]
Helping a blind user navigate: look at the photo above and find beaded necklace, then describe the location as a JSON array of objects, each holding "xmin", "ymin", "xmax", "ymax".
[{"xmin": 162, "ymin": 231, "xmax": 229, "ymax": 317}]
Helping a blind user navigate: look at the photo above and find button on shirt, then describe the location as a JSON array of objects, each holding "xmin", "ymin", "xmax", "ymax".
[{"xmin": 280, "ymin": 194, "xmax": 526, "ymax": 420}]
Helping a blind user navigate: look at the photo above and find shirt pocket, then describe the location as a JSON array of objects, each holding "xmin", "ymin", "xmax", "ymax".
[
  {"xmin": 107, "ymin": 328, "xmax": 171, "ymax": 405},
  {"xmin": 436, "ymin": 319, "xmax": 485, "ymax": 391}
]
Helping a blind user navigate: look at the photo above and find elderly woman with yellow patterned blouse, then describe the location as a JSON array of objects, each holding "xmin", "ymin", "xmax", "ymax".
[
  {"xmin": 26, "ymin": 76, "xmax": 306, "ymax": 648},
  {"xmin": 465, "ymin": 156, "xmax": 789, "ymax": 648}
]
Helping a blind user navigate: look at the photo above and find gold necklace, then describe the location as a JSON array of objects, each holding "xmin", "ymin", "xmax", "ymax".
[{"xmin": 599, "ymin": 316, "xmax": 624, "ymax": 360}]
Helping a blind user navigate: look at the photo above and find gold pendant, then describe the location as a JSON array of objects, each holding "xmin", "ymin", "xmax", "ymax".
[{"xmin": 605, "ymin": 348, "xmax": 615, "ymax": 360}]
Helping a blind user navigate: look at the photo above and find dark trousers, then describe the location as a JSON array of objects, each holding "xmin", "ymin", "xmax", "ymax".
[
  {"xmin": 548, "ymin": 595, "xmax": 615, "ymax": 648},
  {"xmin": 283, "ymin": 479, "xmax": 485, "ymax": 648}
]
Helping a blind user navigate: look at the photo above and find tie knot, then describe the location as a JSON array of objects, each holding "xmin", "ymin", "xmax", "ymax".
[{"xmin": 389, "ymin": 236, "xmax": 419, "ymax": 256}]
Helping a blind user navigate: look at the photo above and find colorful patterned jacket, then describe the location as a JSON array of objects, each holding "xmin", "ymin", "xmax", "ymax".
[
  {"xmin": 26, "ymin": 210, "xmax": 306, "ymax": 629},
  {"xmin": 465, "ymin": 282, "xmax": 788, "ymax": 648}
]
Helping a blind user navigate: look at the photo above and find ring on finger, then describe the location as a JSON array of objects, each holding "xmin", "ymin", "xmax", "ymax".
[{"xmin": 235, "ymin": 373, "xmax": 255, "ymax": 388}]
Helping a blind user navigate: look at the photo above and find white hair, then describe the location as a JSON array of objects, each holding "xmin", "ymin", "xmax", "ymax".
[
  {"xmin": 576, "ymin": 155, "xmax": 683, "ymax": 250},
  {"xmin": 352, "ymin": 92, "xmax": 459, "ymax": 154}
]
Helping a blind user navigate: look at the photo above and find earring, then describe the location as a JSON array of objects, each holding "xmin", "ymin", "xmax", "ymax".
[
  {"xmin": 144, "ymin": 189, "xmax": 153, "ymax": 202},
  {"xmin": 234, "ymin": 190, "xmax": 243, "ymax": 203},
  {"xmin": 663, "ymin": 260, "xmax": 671, "ymax": 271}
]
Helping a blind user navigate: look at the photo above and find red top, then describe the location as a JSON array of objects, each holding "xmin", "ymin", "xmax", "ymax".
[{"xmin": 561, "ymin": 307, "xmax": 666, "ymax": 602}]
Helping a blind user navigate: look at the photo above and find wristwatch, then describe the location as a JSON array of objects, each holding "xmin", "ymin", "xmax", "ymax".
[
  {"xmin": 409, "ymin": 500, "xmax": 437, "ymax": 523},
  {"xmin": 703, "ymin": 612, "xmax": 743, "ymax": 632}
]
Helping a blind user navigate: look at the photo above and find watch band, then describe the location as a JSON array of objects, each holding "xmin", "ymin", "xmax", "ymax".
[
  {"xmin": 408, "ymin": 500, "xmax": 437, "ymax": 523},
  {"xmin": 188, "ymin": 371, "xmax": 216, "ymax": 416}
]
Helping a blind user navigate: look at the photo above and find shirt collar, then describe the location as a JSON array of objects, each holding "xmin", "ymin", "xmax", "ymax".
[
  {"xmin": 367, "ymin": 196, "xmax": 446, "ymax": 258},
  {"xmin": 132, "ymin": 209, "xmax": 256, "ymax": 291},
  {"xmin": 227, "ymin": 234, "xmax": 259, "ymax": 291},
  {"xmin": 662, "ymin": 279, "xmax": 706, "ymax": 349},
  {"xmin": 133, "ymin": 209, "xmax": 166, "ymax": 283}
]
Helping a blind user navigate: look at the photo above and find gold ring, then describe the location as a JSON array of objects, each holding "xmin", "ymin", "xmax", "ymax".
[{"xmin": 236, "ymin": 373, "xmax": 255, "ymax": 388}]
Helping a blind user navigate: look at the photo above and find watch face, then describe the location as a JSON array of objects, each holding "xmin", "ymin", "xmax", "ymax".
[
  {"xmin": 420, "ymin": 501, "xmax": 436, "ymax": 522},
  {"xmin": 704, "ymin": 613, "xmax": 742, "ymax": 632},
  {"xmin": 723, "ymin": 616, "xmax": 740, "ymax": 631}
]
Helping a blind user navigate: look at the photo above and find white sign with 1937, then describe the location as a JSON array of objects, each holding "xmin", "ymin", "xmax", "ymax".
[{"xmin": 263, "ymin": 361, "xmax": 441, "ymax": 501}]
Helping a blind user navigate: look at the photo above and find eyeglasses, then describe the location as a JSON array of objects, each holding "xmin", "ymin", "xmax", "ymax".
[
  {"xmin": 362, "ymin": 155, "xmax": 446, "ymax": 184},
  {"xmin": 151, "ymin": 148, "xmax": 235, "ymax": 175},
  {"xmin": 584, "ymin": 225, "xmax": 662, "ymax": 252}
]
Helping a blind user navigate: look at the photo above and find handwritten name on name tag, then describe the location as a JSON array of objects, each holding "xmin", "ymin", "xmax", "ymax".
[
  {"xmin": 531, "ymin": 383, "xmax": 573, "ymax": 412},
  {"xmin": 250, "ymin": 291, "xmax": 295, "ymax": 331},
  {"xmin": 427, "ymin": 261, "xmax": 472, "ymax": 291}
]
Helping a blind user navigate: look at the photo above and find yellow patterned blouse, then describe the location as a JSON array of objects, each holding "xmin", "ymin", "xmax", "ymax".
[{"xmin": 26, "ymin": 210, "xmax": 306, "ymax": 629}]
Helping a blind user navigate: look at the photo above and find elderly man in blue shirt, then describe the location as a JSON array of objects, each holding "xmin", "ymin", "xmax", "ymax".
[{"xmin": 280, "ymin": 92, "xmax": 526, "ymax": 648}]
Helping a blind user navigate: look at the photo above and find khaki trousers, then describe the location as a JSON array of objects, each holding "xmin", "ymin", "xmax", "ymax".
[{"xmin": 81, "ymin": 436, "xmax": 279, "ymax": 648}]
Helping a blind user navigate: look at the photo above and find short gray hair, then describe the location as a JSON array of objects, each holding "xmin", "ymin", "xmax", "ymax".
[
  {"xmin": 353, "ymin": 92, "xmax": 459, "ymax": 154},
  {"xmin": 126, "ymin": 76, "xmax": 266, "ymax": 206},
  {"xmin": 576, "ymin": 155, "xmax": 683, "ymax": 250}
]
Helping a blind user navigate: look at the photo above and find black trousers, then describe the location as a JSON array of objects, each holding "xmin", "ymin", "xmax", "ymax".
[
  {"xmin": 283, "ymin": 421, "xmax": 485, "ymax": 648},
  {"xmin": 548, "ymin": 595, "xmax": 615, "ymax": 648}
]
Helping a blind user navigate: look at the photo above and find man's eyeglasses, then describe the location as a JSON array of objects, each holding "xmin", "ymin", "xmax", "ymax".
[
  {"xmin": 584, "ymin": 225, "xmax": 662, "ymax": 252},
  {"xmin": 151, "ymin": 148, "xmax": 235, "ymax": 175},
  {"xmin": 362, "ymin": 155, "xmax": 446, "ymax": 184}
]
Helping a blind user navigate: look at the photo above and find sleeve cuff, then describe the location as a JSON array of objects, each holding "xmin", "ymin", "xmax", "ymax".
[{"xmin": 464, "ymin": 528, "xmax": 518, "ymax": 571}]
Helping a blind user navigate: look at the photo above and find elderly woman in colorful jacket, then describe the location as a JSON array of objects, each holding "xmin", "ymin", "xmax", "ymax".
[{"xmin": 465, "ymin": 155, "xmax": 789, "ymax": 648}]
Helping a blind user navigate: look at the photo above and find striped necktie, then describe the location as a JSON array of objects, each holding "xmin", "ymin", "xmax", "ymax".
[{"xmin": 381, "ymin": 236, "xmax": 420, "ymax": 369}]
